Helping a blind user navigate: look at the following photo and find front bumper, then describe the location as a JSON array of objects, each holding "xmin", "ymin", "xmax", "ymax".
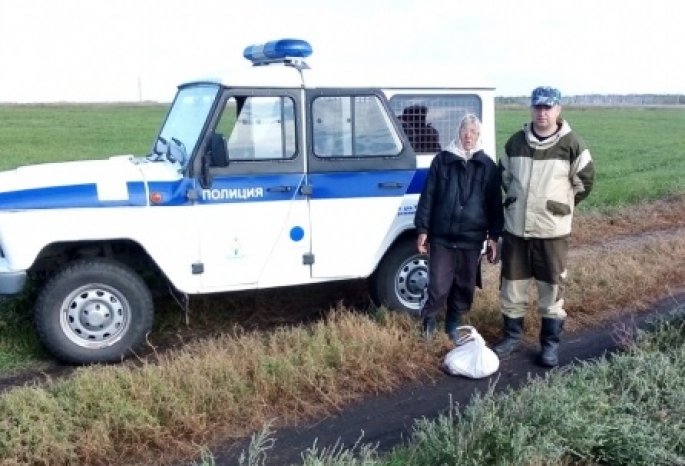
[{"xmin": 0, "ymin": 259, "xmax": 27, "ymax": 295}]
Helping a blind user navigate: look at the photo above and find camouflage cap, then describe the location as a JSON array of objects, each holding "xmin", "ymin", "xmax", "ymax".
[{"xmin": 531, "ymin": 86, "xmax": 561, "ymax": 106}]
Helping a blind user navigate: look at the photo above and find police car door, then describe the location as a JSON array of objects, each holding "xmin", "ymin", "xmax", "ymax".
[
  {"xmin": 307, "ymin": 90, "xmax": 416, "ymax": 278},
  {"xmin": 196, "ymin": 91, "xmax": 309, "ymax": 290}
]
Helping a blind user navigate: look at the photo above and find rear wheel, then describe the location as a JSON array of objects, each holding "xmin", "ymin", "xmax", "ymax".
[
  {"xmin": 369, "ymin": 239, "xmax": 428, "ymax": 317},
  {"xmin": 35, "ymin": 258, "xmax": 154, "ymax": 365}
]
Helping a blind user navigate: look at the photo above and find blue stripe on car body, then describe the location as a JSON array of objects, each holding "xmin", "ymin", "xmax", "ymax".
[{"xmin": 0, "ymin": 168, "xmax": 429, "ymax": 209}]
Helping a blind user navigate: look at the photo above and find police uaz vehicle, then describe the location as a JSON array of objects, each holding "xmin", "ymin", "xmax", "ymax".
[{"xmin": 0, "ymin": 39, "xmax": 495, "ymax": 364}]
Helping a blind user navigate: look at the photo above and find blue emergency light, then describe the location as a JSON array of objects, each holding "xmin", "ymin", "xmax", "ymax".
[{"xmin": 243, "ymin": 39, "xmax": 313, "ymax": 65}]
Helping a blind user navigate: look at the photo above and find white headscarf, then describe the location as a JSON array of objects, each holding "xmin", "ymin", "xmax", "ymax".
[{"xmin": 444, "ymin": 113, "xmax": 483, "ymax": 161}]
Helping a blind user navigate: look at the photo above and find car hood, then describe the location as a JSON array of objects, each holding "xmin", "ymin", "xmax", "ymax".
[{"xmin": 0, "ymin": 155, "xmax": 189, "ymax": 209}]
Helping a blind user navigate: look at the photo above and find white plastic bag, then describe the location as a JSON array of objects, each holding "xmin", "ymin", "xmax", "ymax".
[{"xmin": 442, "ymin": 326, "xmax": 500, "ymax": 379}]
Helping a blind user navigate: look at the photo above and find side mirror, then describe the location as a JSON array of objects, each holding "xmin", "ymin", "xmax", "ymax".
[
  {"xmin": 154, "ymin": 136, "xmax": 169, "ymax": 156},
  {"xmin": 209, "ymin": 133, "xmax": 229, "ymax": 167}
]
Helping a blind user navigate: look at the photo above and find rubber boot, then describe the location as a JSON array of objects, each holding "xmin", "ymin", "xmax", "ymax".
[
  {"xmin": 492, "ymin": 316, "xmax": 524, "ymax": 358},
  {"xmin": 422, "ymin": 317, "xmax": 437, "ymax": 341},
  {"xmin": 444, "ymin": 310, "xmax": 461, "ymax": 343},
  {"xmin": 538, "ymin": 318, "xmax": 564, "ymax": 367}
]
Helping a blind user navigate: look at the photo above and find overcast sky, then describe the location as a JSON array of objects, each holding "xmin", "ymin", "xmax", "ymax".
[{"xmin": 0, "ymin": 0, "xmax": 682, "ymax": 103}]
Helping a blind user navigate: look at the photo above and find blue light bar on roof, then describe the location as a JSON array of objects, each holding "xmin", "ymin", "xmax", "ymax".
[{"xmin": 243, "ymin": 39, "xmax": 313, "ymax": 64}]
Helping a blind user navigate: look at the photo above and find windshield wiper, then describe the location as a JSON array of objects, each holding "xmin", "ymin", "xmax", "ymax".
[{"xmin": 147, "ymin": 136, "xmax": 187, "ymax": 165}]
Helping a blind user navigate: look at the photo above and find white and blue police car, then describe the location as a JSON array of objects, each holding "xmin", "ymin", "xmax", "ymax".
[{"xmin": 0, "ymin": 39, "xmax": 495, "ymax": 364}]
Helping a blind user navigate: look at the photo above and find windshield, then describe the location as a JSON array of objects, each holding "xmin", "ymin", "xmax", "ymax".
[{"xmin": 151, "ymin": 84, "xmax": 220, "ymax": 167}]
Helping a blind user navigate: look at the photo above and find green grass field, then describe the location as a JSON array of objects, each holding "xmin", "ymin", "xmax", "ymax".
[{"xmin": 0, "ymin": 104, "xmax": 166, "ymax": 169}]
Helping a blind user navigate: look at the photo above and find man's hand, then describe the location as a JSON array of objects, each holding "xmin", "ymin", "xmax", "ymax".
[{"xmin": 417, "ymin": 233, "xmax": 428, "ymax": 254}]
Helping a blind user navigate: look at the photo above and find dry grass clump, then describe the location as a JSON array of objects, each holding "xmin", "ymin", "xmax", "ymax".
[
  {"xmin": 572, "ymin": 193, "xmax": 685, "ymax": 246},
  {"xmin": 0, "ymin": 308, "xmax": 440, "ymax": 465}
]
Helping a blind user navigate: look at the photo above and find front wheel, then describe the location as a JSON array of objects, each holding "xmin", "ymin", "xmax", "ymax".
[
  {"xmin": 369, "ymin": 239, "xmax": 428, "ymax": 317},
  {"xmin": 35, "ymin": 258, "xmax": 154, "ymax": 365}
]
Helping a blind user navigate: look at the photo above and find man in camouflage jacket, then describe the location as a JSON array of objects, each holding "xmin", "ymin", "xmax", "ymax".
[{"xmin": 493, "ymin": 86, "xmax": 595, "ymax": 367}]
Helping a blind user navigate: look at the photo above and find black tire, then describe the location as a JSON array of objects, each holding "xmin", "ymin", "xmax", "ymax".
[
  {"xmin": 35, "ymin": 258, "xmax": 154, "ymax": 365},
  {"xmin": 369, "ymin": 239, "xmax": 428, "ymax": 317}
]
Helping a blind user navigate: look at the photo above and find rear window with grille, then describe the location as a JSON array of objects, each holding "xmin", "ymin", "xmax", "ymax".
[{"xmin": 389, "ymin": 95, "xmax": 482, "ymax": 153}]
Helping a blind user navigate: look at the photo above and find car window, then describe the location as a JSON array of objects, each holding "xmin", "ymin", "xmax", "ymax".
[
  {"xmin": 312, "ymin": 95, "xmax": 402, "ymax": 158},
  {"xmin": 217, "ymin": 95, "xmax": 297, "ymax": 161}
]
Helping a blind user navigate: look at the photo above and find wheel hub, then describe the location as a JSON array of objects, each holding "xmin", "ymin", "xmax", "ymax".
[
  {"xmin": 80, "ymin": 300, "xmax": 113, "ymax": 328},
  {"xmin": 61, "ymin": 285, "xmax": 130, "ymax": 347},
  {"xmin": 395, "ymin": 255, "xmax": 428, "ymax": 309},
  {"xmin": 406, "ymin": 267, "xmax": 428, "ymax": 294}
]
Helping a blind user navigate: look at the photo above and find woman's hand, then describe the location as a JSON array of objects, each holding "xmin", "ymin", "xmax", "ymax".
[
  {"xmin": 417, "ymin": 233, "xmax": 428, "ymax": 254},
  {"xmin": 486, "ymin": 238, "xmax": 498, "ymax": 263}
]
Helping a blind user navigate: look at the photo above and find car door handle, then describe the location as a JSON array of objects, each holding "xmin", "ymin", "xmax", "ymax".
[
  {"xmin": 267, "ymin": 186, "xmax": 292, "ymax": 193},
  {"xmin": 378, "ymin": 182, "xmax": 404, "ymax": 189}
]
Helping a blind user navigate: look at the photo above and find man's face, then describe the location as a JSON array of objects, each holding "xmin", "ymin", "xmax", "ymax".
[{"xmin": 531, "ymin": 104, "xmax": 562, "ymax": 132}]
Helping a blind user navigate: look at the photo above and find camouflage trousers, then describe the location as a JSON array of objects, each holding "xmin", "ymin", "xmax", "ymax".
[{"xmin": 499, "ymin": 232, "xmax": 569, "ymax": 319}]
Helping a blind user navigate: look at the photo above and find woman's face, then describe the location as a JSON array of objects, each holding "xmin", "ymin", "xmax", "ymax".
[{"xmin": 459, "ymin": 123, "xmax": 480, "ymax": 151}]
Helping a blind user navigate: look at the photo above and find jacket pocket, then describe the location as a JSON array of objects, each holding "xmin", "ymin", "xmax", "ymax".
[{"xmin": 546, "ymin": 200, "xmax": 571, "ymax": 216}]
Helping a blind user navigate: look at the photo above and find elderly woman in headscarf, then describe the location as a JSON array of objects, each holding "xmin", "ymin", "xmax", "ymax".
[{"xmin": 414, "ymin": 113, "xmax": 504, "ymax": 342}]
